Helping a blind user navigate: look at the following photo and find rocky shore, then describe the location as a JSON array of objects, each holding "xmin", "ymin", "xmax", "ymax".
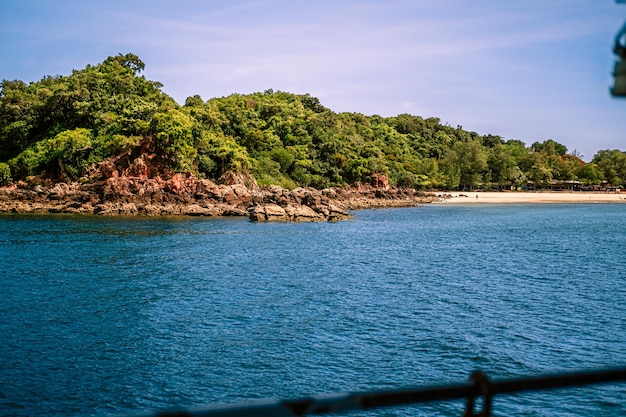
[{"xmin": 0, "ymin": 169, "xmax": 444, "ymax": 221}]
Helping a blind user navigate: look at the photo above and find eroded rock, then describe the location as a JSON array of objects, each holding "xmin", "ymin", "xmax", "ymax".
[{"xmin": 0, "ymin": 172, "xmax": 441, "ymax": 221}]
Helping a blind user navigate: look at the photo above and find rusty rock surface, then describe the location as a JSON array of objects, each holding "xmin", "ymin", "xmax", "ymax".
[{"xmin": 0, "ymin": 170, "xmax": 444, "ymax": 222}]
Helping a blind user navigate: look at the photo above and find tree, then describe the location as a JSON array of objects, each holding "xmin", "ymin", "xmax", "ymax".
[
  {"xmin": 8, "ymin": 128, "xmax": 93, "ymax": 180},
  {"xmin": 3, "ymin": 53, "xmax": 624, "ymax": 190},
  {"xmin": 552, "ymin": 154, "xmax": 584, "ymax": 181},
  {"xmin": 531, "ymin": 139, "xmax": 567, "ymax": 156},
  {"xmin": 201, "ymin": 132, "xmax": 253, "ymax": 176},
  {"xmin": 443, "ymin": 140, "xmax": 488, "ymax": 190},
  {"xmin": 184, "ymin": 95, "xmax": 204, "ymax": 107},
  {"xmin": 525, "ymin": 152, "xmax": 553, "ymax": 187},
  {"xmin": 592, "ymin": 149, "xmax": 626, "ymax": 186},
  {"xmin": 482, "ymin": 134, "xmax": 504, "ymax": 149},
  {"xmin": 0, "ymin": 162, "xmax": 11, "ymax": 185},
  {"xmin": 576, "ymin": 162, "xmax": 602, "ymax": 185},
  {"xmin": 47, "ymin": 128, "xmax": 94, "ymax": 179},
  {"xmin": 488, "ymin": 143, "xmax": 523, "ymax": 189},
  {"xmin": 0, "ymin": 79, "xmax": 41, "ymax": 157},
  {"xmin": 103, "ymin": 53, "xmax": 145, "ymax": 75},
  {"xmin": 0, "ymin": 53, "xmax": 169, "ymax": 177},
  {"xmin": 151, "ymin": 109, "xmax": 198, "ymax": 172}
]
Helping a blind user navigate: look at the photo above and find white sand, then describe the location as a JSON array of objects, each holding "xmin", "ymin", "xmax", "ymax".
[{"xmin": 438, "ymin": 191, "xmax": 626, "ymax": 204}]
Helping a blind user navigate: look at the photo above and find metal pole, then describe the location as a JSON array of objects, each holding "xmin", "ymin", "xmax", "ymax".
[{"xmin": 117, "ymin": 367, "xmax": 626, "ymax": 417}]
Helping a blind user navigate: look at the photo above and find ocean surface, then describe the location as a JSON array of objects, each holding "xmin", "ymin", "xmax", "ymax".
[{"xmin": 1, "ymin": 203, "xmax": 625, "ymax": 417}]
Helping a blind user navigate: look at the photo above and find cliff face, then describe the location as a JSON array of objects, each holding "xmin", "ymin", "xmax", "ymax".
[{"xmin": 0, "ymin": 159, "xmax": 444, "ymax": 221}]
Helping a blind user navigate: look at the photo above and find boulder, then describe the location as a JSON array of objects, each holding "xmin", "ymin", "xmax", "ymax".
[
  {"xmin": 181, "ymin": 204, "xmax": 216, "ymax": 216},
  {"xmin": 249, "ymin": 204, "xmax": 288, "ymax": 222},
  {"xmin": 284, "ymin": 204, "xmax": 325, "ymax": 222},
  {"xmin": 218, "ymin": 171, "xmax": 261, "ymax": 192},
  {"xmin": 164, "ymin": 173, "xmax": 187, "ymax": 195}
]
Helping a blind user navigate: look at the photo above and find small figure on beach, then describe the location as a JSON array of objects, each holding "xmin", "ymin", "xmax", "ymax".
[{"xmin": 476, "ymin": 195, "xmax": 478, "ymax": 200}]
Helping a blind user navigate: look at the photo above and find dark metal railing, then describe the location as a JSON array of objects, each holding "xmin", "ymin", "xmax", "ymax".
[{"xmin": 121, "ymin": 367, "xmax": 626, "ymax": 417}]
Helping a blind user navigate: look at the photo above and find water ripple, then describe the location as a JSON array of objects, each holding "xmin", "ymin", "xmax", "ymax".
[{"xmin": 1, "ymin": 205, "xmax": 625, "ymax": 416}]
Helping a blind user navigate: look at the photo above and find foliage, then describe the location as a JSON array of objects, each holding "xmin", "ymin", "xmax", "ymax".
[
  {"xmin": 1, "ymin": 54, "xmax": 624, "ymax": 189},
  {"xmin": 592, "ymin": 149, "xmax": 626, "ymax": 186},
  {"xmin": 9, "ymin": 128, "xmax": 93, "ymax": 179},
  {"xmin": 0, "ymin": 162, "xmax": 11, "ymax": 185},
  {"xmin": 151, "ymin": 109, "xmax": 198, "ymax": 172},
  {"xmin": 200, "ymin": 132, "xmax": 253, "ymax": 176},
  {"xmin": 1, "ymin": 53, "xmax": 172, "ymax": 180}
]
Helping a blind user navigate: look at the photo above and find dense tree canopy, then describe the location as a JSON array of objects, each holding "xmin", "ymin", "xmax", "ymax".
[{"xmin": 1, "ymin": 54, "xmax": 625, "ymax": 189}]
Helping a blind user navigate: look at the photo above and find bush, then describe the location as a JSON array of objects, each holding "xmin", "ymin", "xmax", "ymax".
[
  {"xmin": 0, "ymin": 162, "xmax": 12, "ymax": 186},
  {"xmin": 8, "ymin": 128, "xmax": 94, "ymax": 180}
]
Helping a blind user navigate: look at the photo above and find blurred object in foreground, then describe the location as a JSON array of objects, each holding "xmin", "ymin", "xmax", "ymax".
[{"xmin": 612, "ymin": 2, "xmax": 626, "ymax": 96}]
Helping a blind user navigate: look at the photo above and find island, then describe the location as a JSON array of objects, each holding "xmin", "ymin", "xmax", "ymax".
[{"xmin": 1, "ymin": 54, "xmax": 624, "ymax": 220}]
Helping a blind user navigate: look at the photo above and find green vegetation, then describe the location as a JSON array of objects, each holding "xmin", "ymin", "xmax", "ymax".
[
  {"xmin": 0, "ymin": 162, "xmax": 11, "ymax": 186},
  {"xmin": 1, "ymin": 54, "xmax": 625, "ymax": 189}
]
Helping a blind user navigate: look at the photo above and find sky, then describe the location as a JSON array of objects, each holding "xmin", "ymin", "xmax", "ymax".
[{"xmin": 0, "ymin": 0, "xmax": 624, "ymax": 161}]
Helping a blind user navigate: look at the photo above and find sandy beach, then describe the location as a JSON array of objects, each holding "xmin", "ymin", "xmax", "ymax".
[{"xmin": 439, "ymin": 191, "xmax": 626, "ymax": 204}]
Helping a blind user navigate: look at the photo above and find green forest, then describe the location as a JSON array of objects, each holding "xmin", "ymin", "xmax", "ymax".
[{"xmin": 1, "ymin": 53, "xmax": 625, "ymax": 190}]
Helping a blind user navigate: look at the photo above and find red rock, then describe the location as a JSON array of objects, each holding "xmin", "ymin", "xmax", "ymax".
[
  {"xmin": 99, "ymin": 161, "xmax": 119, "ymax": 179},
  {"xmin": 370, "ymin": 173, "xmax": 390, "ymax": 190},
  {"xmin": 126, "ymin": 156, "xmax": 150, "ymax": 178},
  {"xmin": 164, "ymin": 173, "xmax": 186, "ymax": 195}
]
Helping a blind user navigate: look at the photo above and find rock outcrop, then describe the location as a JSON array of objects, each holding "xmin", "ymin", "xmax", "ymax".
[{"xmin": 0, "ymin": 170, "xmax": 446, "ymax": 222}]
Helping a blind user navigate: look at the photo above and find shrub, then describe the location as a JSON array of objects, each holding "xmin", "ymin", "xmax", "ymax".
[{"xmin": 0, "ymin": 162, "xmax": 12, "ymax": 186}]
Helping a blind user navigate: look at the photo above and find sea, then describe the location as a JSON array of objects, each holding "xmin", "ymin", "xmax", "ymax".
[{"xmin": 0, "ymin": 203, "xmax": 625, "ymax": 417}]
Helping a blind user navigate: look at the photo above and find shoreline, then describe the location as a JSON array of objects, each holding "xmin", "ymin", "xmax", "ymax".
[
  {"xmin": 0, "ymin": 175, "xmax": 441, "ymax": 222},
  {"xmin": 2, "ymin": 178, "xmax": 624, "ymax": 221},
  {"xmin": 440, "ymin": 191, "xmax": 626, "ymax": 204}
]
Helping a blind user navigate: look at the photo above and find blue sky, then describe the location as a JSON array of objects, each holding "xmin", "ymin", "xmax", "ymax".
[{"xmin": 1, "ymin": 0, "xmax": 624, "ymax": 161}]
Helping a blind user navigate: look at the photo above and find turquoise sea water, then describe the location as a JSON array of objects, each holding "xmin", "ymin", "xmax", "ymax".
[{"xmin": 1, "ymin": 204, "xmax": 625, "ymax": 417}]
